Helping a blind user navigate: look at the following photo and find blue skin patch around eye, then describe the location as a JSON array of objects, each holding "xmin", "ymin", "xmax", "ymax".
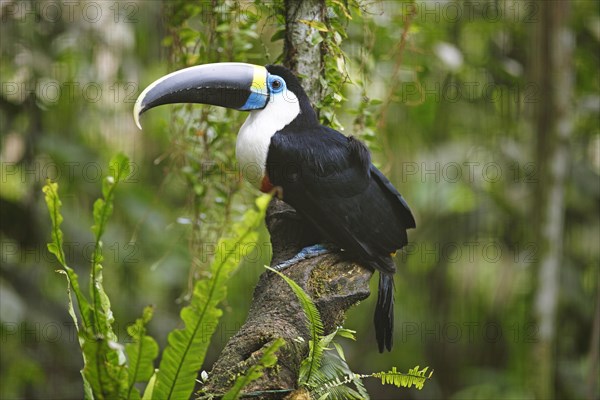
[{"xmin": 268, "ymin": 75, "xmax": 285, "ymax": 94}]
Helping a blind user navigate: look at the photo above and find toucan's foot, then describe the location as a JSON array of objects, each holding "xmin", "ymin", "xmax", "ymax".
[{"xmin": 272, "ymin": 244, "xmax": 334, "ymax": 271}]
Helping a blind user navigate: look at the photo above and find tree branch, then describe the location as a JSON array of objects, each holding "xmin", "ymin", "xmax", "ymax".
[{"xmin": 202, "ymin": 200, "xmax": 372, "ymax": 399}]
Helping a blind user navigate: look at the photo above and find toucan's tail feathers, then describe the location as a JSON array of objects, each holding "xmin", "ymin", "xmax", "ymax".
[{"xmin": 374, "ymin": 271, "xmax": 395, "ymax": 352}]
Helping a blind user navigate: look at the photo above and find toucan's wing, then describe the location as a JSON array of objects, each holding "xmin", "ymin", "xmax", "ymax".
[
  {"xmin": 370, "ymin": 166, "xmax": 416, "ymax": 229},
  {"xmin": 267, "ymin": 126, "xmax": 414, "ymax": 272}
]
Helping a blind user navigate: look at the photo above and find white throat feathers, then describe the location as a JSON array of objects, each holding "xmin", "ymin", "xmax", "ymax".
[{"xmin": 236, "ymin": 89, "xmax": 300, "ymax": 187}]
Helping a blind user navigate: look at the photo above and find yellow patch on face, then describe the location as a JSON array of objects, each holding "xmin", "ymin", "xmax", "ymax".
[{"xmin": 251, "ymin": 65, "xmax": 268, "ymax": 95}]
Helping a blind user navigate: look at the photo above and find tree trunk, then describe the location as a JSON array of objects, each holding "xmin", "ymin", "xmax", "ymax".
[
  {"xmin": 202, "ymin": 2, "xmax": 374, "ymax": 398},
  {"xmin": 530, "ymin": 1, "xmax": 574, "ymax": 398},
  {"xmin": 283, "ymin": 0, "xmax": 326, "ymax": 109},
  {"xmin": 202, "ymin": 201, "xmax": 372, "ymax": 399}
]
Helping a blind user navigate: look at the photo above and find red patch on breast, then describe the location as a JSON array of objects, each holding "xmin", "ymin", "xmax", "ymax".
[{"xmin": 260, "ymin": 174, "xmax": 274, "ymax": 193}]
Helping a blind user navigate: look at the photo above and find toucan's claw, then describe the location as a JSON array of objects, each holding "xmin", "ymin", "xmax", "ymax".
[{"xmin": 272, "ymin": 244, "xmax": 333, "ymax": 271}]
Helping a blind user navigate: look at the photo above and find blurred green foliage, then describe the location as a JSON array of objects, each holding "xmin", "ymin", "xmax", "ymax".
[
  {"xmin": 1, "ymin": 1, "xmax": 598, "ymax": 399},
  {"xmin": 42, "ymin": 165, "xmax": 271, "ymax": 399}
]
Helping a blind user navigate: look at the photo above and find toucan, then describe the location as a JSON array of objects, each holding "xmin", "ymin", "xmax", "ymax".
[{"xmin": 134, "ymin": 63, "xmax": 416, "ymax": 352}]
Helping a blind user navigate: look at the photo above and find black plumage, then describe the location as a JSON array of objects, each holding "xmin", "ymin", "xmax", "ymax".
[{"xmin": 265, "ymin": 66, "xmax": 416, "ymax": 352}]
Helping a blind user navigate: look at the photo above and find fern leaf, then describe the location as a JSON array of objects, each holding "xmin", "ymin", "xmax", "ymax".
[
  {"xmin": 335, "ymin": 328, "xmax": 356, "ymax": 341},
  {"xmin": 310, "ymin": 341, "xmax": 369, "ymax": 400},
  {"xmin": 371, "ymin": 366, "xmax": 433, "ymax": 390},
  {"xmin": 79, "ymin": 154, "xmax": 131, "ymax": 399},
  {"xmin": 152, "ymin": 194, "xmax": 271, "ymax": 400},
  {"xmin": 126, "ymin": 306, "xmax": 159, "ymax": 400},
  {"xmin": 317, "ymin": 383, "xmax": 363, "ymax": 400},
  {"xmin": 222, "ymin": 337, "xmax": 285, "ymax": 400},
  {"xmin": 43, "ymin": 180, "xmax": 92, "ymax": 331},
  {"xmin": 44, "ymin": 156, "xmax": 133, "ymax": 400},
  {"xmin": 43, "ymin": 180, "xmax": 66, "ymax": 266},
  {"xmin": 265, "ymin": 266, "xmax": 324, "ymax": 388},
  {"xmin": 81, "ymin": 335, "xmax": 128, "ymax": 399},
  {"xmin": 82, "ymin": 370, "xmax": 93, "ymax": 400},
  {"xmin": 89, "ymin": 153, "xmax": 130, "ymax": 337},
  {"xmin": 142, "ymin": 371, "xmax": 157, "ymax": 400}
]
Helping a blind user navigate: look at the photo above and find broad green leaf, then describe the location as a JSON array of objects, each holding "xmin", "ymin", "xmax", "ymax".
[
  {"xmin": 152, "ymin": 194, "xmax": 271, "ymax": 400},
  {"xmin": 126, "ymin": 306, "xmax": 159, "ymax": 400},
  {"xmin": 142, "ymin": 371, "xmax": 157, "ymax": 400},
  {"xmin": 222, "ymin": 337, "xmax": 285, "ymax": 400},
  {"xmin": 82, "ymin": 335, "xmax": 128, "ymax": 399}
]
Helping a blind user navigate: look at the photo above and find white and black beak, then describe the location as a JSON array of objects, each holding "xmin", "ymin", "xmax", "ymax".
[{"xmin": 134, "ymin": 62, "xmax": 269, "ymax": 129}]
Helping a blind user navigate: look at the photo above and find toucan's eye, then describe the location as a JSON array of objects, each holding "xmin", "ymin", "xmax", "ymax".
[{"xmin": 268, "ymin": 75, "xmax": 285, "ymax": 93}]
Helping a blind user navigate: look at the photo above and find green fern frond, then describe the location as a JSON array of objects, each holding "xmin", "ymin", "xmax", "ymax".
[
  {"xmin": 222, "ymin": 337, "xmax": 285, "ymax": 400},
  {"xmin": 316, "ymin": 381, "xmax": 364, "ymax": 400},
  {"xmin": 43, "ymin": 180, "xmax": 92, "ymax": 332},
  {"xmin": 313, "ymin": 364, "xmax": 434, "ymax": 398},
  {"xmin": 43, "ymin": 154, "xmax": 132, "ymax": 399},
  {"xmin": 310, "ymin": 338, "xmax": 369, "ymax": 400},
  {"xmin": 81, "ymin": 336, "xmax": 128, "ymax": 399},
  {"xmin": 371, "ymin": 366, "xmax": 433, "ymax": 390},
  {"xmin": 89, "ymin": 153, "xmax": 130, "ymax": 338},
  {"xmin": 265, "ymin": 266, "xmax": 324, "ymax": 387},
  {"xmin": 152, "ymin": 194, "xmax": 271, "ymax": 400},
  {"xmin": 142, "ymin": 371, "xmax": 157, "ymax": 400},
  {"xmin": 126, "ymin": 306, "xmax": 159, "ymax": 399},
  {"xmin": 78, "ymin": 154, "xmax": 131, "ymax": 399}
]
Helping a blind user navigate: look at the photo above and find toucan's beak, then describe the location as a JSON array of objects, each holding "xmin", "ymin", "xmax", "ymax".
[{"xmin": 133, "ymin": 62, "xmax": 269, "ymax": 129}]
